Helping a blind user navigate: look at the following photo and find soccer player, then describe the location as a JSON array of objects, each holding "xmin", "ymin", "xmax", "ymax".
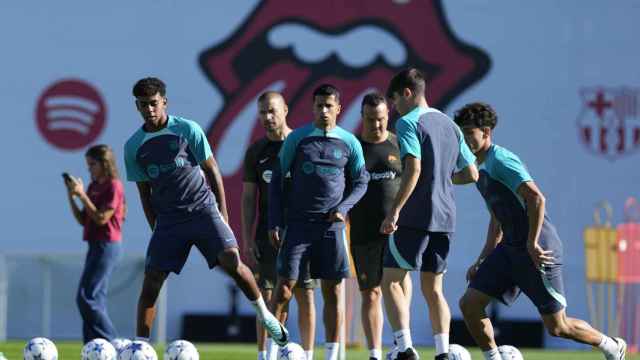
[
  {"xmin": 380, "ymin": 68, "xmax": 479, "ymax": 360},
  {"xmin": 268, "ymin": 84, "xmax": 370, "ymax": 360},
  {"xmin": 454, "ymin": 102, "xmax": 627, "ymax": 360},
  {"xmin": 124, "ymin": 77, "xmax": 288, "ymax": 345},
  {"xmin": 349, "ymin": 92, "xmax": 412, "ymax": 360},
  {"xmin": 242, "ymin": 91, "xmax": 317, "ymax": 360}
]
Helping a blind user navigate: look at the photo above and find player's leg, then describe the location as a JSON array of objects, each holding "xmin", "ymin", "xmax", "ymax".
[
  {"xmin": 255, "ymin": 242, "xmax": 279, "ymax": 360},
  {"xmin": 293, "ymin": 263, "xmax": 317, "ymax": 360},
  {"xmin": 461, "ymin": 243, "xmax": 516, "ymax": 360},
  {"xmin": 351, "ymin": 241, "xmax": 385, "ymax": 360},
  {"xmin": 419, "ymin": 233, "xmax": 452, "ymax": 359},
  {"xmin": 136, "ymin": 269, "xmax": 168, "ymax": 338},
  {"xmin": 76, "ymin": 241, "xmax": 121, "ymax": 342}
]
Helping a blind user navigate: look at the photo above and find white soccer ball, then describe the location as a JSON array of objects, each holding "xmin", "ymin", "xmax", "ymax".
[
  {"xmin": 82, "ymin": 338, "xmax": 117, "ymax": 360},
  {"xmin": 449, "ymin": 344, "xmax": 471, "ymax": 360},
  {"xmin": 164, "ymin": 340, "xmax": 199, "ymax": 360},
  {"xmin": 111, "ymin": 338, "xmax": 133, "ymax": 356},
  {"xmin": 24, "ymin": 337, "xmax": 58, "ymax": 360},
  {"xmin": 498, "ymin": 345, "xmax": 524, "ymax": 360},
  {"xmin": 118, "ymin": 340, "xmax": 158, "ymax": 360},
  {"xmin": 278, "ymin": 343, "xmax": 306, "ymax": 360}
]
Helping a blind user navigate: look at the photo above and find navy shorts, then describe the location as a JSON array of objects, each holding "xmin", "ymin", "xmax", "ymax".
[
  {"xmin": 469, "ymin": 243, "xmax": 566, "ymax": 315},
  {"xmin": 277, "ymin": 221, "xmax": 350, "ymax": 281},
  {"xmin": 383, "ymin": 226, "xmax": 451, "ymax": 273},
  {"xmin": 146, "ymin": 207, "xmax": 237, "ymax": 274}
]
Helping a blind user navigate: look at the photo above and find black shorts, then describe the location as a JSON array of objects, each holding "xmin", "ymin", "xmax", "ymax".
[{"xmin": 350, "ymin": 239, "xmax": 386, "ymax": 290}]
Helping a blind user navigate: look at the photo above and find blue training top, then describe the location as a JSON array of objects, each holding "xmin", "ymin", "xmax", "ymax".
[
  {"xmin": 477, "ymin": 144, "xmax": 563, "ymax": 258},
  {"xmin": 124, "ymin": 115, "xmax": 215, "ymax": 224},
  {"xmin": 395, "ymin": 106, "xmax": 476, "ymax": 232},
  {"xmin": 269, "ymin": 123, "xmax": 370, "ymax": 228}
]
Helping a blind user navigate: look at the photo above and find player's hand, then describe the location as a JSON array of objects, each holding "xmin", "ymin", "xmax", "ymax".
[
  {"xmin": 328, "ymin": 211, "xmax": 345, "ymax": 222},
  {"xmin": 269, "ymin": 227, "xmax": 281, "ymax": 248},
  {"xmin": 380, "ymin": 212, "xmax": 399, "ymax": 234},
  {"xmin": 527, "ymin": 242, "xmax": 554, "ymax": 270}
]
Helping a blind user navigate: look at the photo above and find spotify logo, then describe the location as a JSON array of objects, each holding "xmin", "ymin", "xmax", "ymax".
[{"xmin": 36, "ymin": 79, "xmax": 106, "ymax": 151}]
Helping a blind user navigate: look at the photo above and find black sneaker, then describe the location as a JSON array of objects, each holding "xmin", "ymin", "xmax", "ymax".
[
  {"xmin": 434, "ymin": 353, "xmax": 449, "ymax": 360},
  {"xmin": 396, "ymin": 347, "xmax": 418, "ymax": 360}
]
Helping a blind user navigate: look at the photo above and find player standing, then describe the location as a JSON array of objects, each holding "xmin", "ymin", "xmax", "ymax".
[
  {"xmin": 349, "ymin": 92, "xmax": 412, "ymax": 360},
  {"xmin": 124, "ymin": 77, "xmax": 288, "ymax": 345},
  {"xmin": 380, "ymin": 68, "xmax": 478, "ymax": 360},
  {"xmin": 268, "ymin": 84, "xmax": 369, "ymax": 360},
  {"xmin": 454, "ymin": 102, "xmax": 627, "ymax": 360},
  {"xmin": 242, "ymin": 91, "xmax": 317, "ymax": 360}
]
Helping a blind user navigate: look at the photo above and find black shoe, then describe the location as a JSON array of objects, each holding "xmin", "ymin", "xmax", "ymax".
[
  {"xmin": 396, "ymin": 347, "xmax": 418, "ymax": 360},
  {"xmin": 434, "ymin": 353, "xmax": 449, "ymax": 360}
]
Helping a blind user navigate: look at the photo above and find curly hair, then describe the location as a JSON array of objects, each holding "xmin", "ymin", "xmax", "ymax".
[
  {"xmin": 454, "ymin": 102, "xmax": 498, "ymax": 129},
  {"xmin": 85, "ymin": 144, "xmax": 120, "ymax": 180},
  {"xmin": 132, "ymin": 77, "xmax": 166, "ymax": 97}
]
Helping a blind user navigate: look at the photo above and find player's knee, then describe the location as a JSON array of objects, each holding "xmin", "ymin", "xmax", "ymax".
[
  {"xmin": 422, "ymin": 286, "xmax": 444, "ymax": 304},
  {"xmin": 362, "ymin": 287, "xmax": 382, "ymax": 305},
  {"xmin": 545, "ymin": 322, "xmax": 570, "ymax": 338},
  {"xmin": 459, "ymin": 293, "xmax": 478, "ymax": 317},
  {"xmin": 294, "ymin": 288, "xmax": 315, "ymax": 307},
  {"xmin": 276, "ymin": 283, "xmax": 294, "ymax": 304},
  {"xmin": 140, "ymin": 271, "xmax": 167, "ymax": 301},
  {"xmin": 218, "ymin": 249, "xmax": 242, "ymax": 274}
]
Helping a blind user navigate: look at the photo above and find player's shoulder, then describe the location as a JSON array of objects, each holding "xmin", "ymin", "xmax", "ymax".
[
  {"xmin": 246, "ymin": 137, "xmax": 269, "ymax": 156},
  {"xmin": 169, "ymin": 115, "xmax": 203, "ymax": 133},
  {"xmin": 333, "ymin": 126, "xmax": 362, "ymax": 150},
  {"xmin": 386, "ymin": 132, "xmax": 399, "ymax": 146},
  {"xmin": 488, "ymin": 144, "xmax": 527, "ymax": 171},
  {"xmin": 125, "ymin": 126, "xmax": 146, "ymax": 151},
  {"xmin": 289, "ymin": 123, "xmax": 315, "ymax": 139}
]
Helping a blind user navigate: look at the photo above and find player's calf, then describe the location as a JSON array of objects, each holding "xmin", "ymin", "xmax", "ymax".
[{"xmin": 137, "ymin": 270, "xmax": 168, "ymax": 337}]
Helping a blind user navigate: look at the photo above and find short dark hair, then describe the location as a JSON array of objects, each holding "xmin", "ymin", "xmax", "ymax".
[
  {"xmin": 258, "ymin": 91, "xmax": 284, "ymax": 104},
  {"xmin": 132, "ymin": 77, "xmax": 166, "ymax": 98},
  {"xmin": 312, "ymin": 84, "xmax": 340, "ymax": 103},
  {"xmin": 386, "ymin": 68, "xmax": 426, "ymax": 99},
  {"xmin": 454, "ymin": 102, "xmax": 498, "ymax": 129},
  {"xmin": 361, "ymin": 92, "xmax": 387, "ymax": 113}
]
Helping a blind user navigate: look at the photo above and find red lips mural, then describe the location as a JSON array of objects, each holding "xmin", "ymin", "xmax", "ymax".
[{"xmin": 199, "ymin": 0, "xmax": 491, "ymax": 250}]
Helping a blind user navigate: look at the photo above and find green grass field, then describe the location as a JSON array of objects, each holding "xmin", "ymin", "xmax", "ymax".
[{"xmin": 1, "ymin": 342, "xmax": 638, "ymax": 359}]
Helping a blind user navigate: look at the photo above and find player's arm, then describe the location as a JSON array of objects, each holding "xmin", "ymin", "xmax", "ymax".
[
  {"xmin": 380, "ymin": 155, "xmax": 421, "ymax": 234},
  {"xmin": 467, "ymin": 211, "xmax": 503, "ymax": 281},
  {"xmin": 241, "ymin": 182, "xmax": 258, "ymax": 258},
  {"xmin": 452, "ymin": 126, "xmax": 479, "ymax": 184},
  {"xmin": 380, "ymin": 117, "xmax": 421, "ymax": 234},
  {"xmin": 330, "ymin": 140, "xmax": 369, "ymax": 221},
  {"xmin": 136, "ymin": 181, "xmax": 156, "ymax": 230},
  {"xmin": 200, "ymin": 156, "xmax": 229, "ymax": 224},
  {"xmin": 517, "ymin": 181, "xmax": 554, "ymax": 268}
]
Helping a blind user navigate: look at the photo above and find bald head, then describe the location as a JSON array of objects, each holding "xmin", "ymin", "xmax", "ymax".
[{"xmin": 257, "ymin": 91, "xmax": 289, "ymax": 137}]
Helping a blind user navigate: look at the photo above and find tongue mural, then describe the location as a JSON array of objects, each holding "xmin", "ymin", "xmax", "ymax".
[{"xmin": 199, "ymin": 0, "xmax": 491, "ymax": 250}]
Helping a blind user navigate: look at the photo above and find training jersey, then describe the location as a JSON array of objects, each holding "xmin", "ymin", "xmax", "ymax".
[
  {"xmin": 349, "ymin": 134, "xmax": 402, "ymax": 244},
  {"xmin": 395, "ymin": 106, "xmax": 476, "ymax": 232},
  {"xmin": 83, "ymin": 179, "xmax": 125, "ymax": 242},
  {"xmin": 269, "ymin": 123, "xmax": 370, "ymax": 229},
  {"xmin": 124, "ymin": 115, "xmax": 215, "ymax": 224},
  {"xmin": 243, "ymin": 137, "xmax": 287, "ymax": 239},
  {"xmin": 476, "ymin": 144, "xmax": 563, "ymax": 255}
]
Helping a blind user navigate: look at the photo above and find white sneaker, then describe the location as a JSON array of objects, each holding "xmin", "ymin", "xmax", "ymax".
[{"xmin": 605, "ymin": 337, "xmax": 627, "ymax": 360}]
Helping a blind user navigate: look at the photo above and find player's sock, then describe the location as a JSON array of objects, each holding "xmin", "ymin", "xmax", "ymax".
[
  {"xmin": 393, "ymin": 329, "xmax": 413, "ymax": 352},
  {"xmin": 369, "ymin": 348, "xmax": 382, "ymax": 359},
  {"xmin": 266, "ymin": 338, "xmax": 279, "ymax": 360},
  {"xmin": 305, "ymin": 350, "xmax": 314, "ymax": 360},
  {"xmin": 434, "ymin": 333, "xmax": 449, "ymax": 355},
  {"xmin": 257, "ymin": 350, "xmax": 267, "ymax": 360},
  {"xmin": 251, "ymin": 296, "xmax": 270, "ymax": 321},
  {"xmin": 598, "ymin": 335, "xmax": 623, "ymax": 357},
  {"xmin": 482, "ymin": 348, "xmax": 501, "ymax": 360},
  {"xmin": 134, "ymin": 336, "xmax": 150, "ymax": 342},
  {"xmin": 324, "ymin": 342, "xmax": 339, "ymax": 360}
]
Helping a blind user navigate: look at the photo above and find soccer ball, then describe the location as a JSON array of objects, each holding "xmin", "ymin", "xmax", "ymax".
[
  {"xmin": 118, "ymin": 340, "xmax": 158, "ymax": 360},
  {"xmin": 448, "ymin": 344, "xmax": 471, "ymax": 360},
  {"xmin": 82, "ymin": 338, "xmax": 117, "ymax": 360},
  {"xmin": 278, "ymin": 343, "xmax": 306, "ymax": 360},
  {"xmin": 164, "ymin": 340, "xmax": 199, "ymax": 360},
  {"xmin": 498, "ymin": 345, "xmax": 524, "ymax": 360},
  {"xmin": 111, "ymin": 338, "xmax": 133, "ymax": 356},
  {"xmin": 24, "ymin": 337, "xmax": 58, "ymax": 360}
]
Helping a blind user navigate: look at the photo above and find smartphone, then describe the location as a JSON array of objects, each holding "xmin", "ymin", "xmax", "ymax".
[{"xmin": 62, "ymin": 172, "xmax": 72, "ymax": 182}]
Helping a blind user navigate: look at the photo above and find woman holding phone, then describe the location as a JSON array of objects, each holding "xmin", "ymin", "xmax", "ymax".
[{"xmin": 63, "ymin": 144, "xmax": 125, "ymax": 343}]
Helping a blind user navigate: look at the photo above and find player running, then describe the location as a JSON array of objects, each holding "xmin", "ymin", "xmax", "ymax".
[
  {"xmin": 124, "ymin": 77, "xmax": 288, "ymax": 345},
  {"xmin": 269, "ymin": 84, "xmax": 369, "ymax": 360},
  {"xmin": 380, "ymin": 68, "xmax": 479, "ymax": 360},
  {"xmin": 349, "ymin": 92, "xmax": 412, "ymax": 360},
  {"xmin": 242, "ymin": 91, "xmax": 317, "ymax": 360},
  {"xmin": 454, "ymin": 102, "xmax": 627, "ymax": 360}
]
